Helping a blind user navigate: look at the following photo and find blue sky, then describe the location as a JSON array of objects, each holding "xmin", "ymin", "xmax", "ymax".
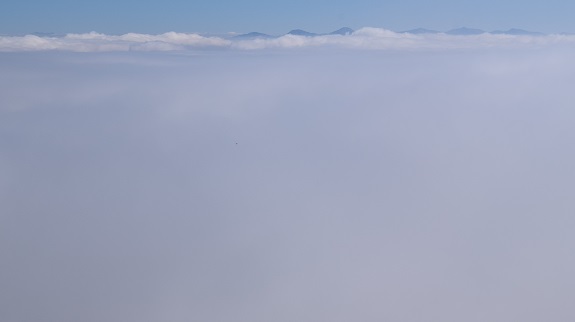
[{"xmin": 2, "ymin": 0, "xmax": 575, "ymax": 35}]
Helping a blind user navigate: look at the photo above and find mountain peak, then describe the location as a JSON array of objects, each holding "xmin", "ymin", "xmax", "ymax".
[
  {"xmin": 287, "ymin": 29, "xmax": 317, "ymax": 37},
  {"xmin": 401, "ymin": 28, "xmax": 440, "ymax": 34},
  {"xmin": 233, "ymin": 32, "xmax": 274, "ymax": 39},
  {"xmin": 329, "ymin": 27, "xmax": 354, "ymax": 35}
]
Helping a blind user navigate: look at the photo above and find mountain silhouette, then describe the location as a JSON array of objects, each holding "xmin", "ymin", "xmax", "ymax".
[
  {"xmin": 229, "ymin": 26, "xmax": 547, "ymax": 40},
  {"xmin": 490, "ymin": 28, "xmax": 543, "ymax": 36},
  {"xmin": 329, "ymin": 27, "xmax": 354, "ymax": 35},
  {"xmin": 233, "ymin": 32, "xmax": 275, "ymax": 39},
  {"xmin": 287, "ymin": 29, "xmax": 318, "ymax": 36},
  {"xmin": 401, "ymin": 28, "xmax": 440, "ymax": 34},
  {"xmin": 446, "ymin": 27, "xmax": 486, "ymax": 35}
]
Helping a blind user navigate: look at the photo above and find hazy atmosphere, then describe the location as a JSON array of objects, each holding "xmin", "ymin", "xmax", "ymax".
[
  {"xmin": 3, "ymin": 1, "xmax": 575, "ymax": 321},
  {"xmin": 3, "ymin": 45, "xmax": 575, "ymax": 321}
]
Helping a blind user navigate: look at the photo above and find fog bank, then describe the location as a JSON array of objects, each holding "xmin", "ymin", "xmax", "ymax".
[
  {"xmin": 2, "ymin": 48, "xmax": 575, "ymax": 322},
  {"xmin": 3, "ymin": 28, "xmax": 575, "ymax": 52}
]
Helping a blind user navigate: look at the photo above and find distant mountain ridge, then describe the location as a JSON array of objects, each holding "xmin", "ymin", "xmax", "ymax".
[
  {"xmin": 233, "ymin": 27, "xmax": 355, "ymax": 39},
  {"xmin": 446, "ymin": 27, "xmax": 486, "ymax": 35},
  {"xmin": 232, "ymin": 32, "xmax": 274, "ymax": 40},
  {"xmin": 490, "ymin": 28, "xmax": 544, "ymax": 36},
  {"xmin": 287, "ymin": 29, "xmax": 318, "ymax": 37},
  {"xmin": 401, "ymin": 27, "xmax": 544, "ymax": 35},
  {"xmin": 329, "ymin": 27, "xmax": 354, "ymax": 35},
  {"xmin": 232, "ymin": 26, "xmax": 547, "ymax": 39},
  {"xmin": 401, "ymin": 28, "xmax": 440, "ymax": 34},
  {"xmin": 22, "ymin": 27, "xmax": 550, "ymax": 40}
]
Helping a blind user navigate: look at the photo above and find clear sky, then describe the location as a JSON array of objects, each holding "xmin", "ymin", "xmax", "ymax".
[{"xmin": 2, "ymin": 0, "xmax": 575, "ymax": 35}]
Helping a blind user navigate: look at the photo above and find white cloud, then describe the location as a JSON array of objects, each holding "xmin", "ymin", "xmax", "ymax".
[
  {"xmin": 2, "ymin": 28, "xmax": 575, "ymax": 52},
  {"xmin": 64, "ymin": 31, "xmax": 231, "ymax": 46},
  {"xmin": 0, "ymin": 31, "xmax": 230, "ymax": 52}
]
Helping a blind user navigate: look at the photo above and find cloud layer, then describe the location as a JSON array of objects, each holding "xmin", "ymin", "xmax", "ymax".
[
  {"xmin": 2, "ymin": 28, "xmax": 575, "ymax": 51},
  {"xmin": 2, "ymin": 45, "xmax": 575, "ymax": 322}
]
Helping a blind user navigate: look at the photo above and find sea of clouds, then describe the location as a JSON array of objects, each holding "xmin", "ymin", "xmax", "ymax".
[
  {"xmin": 2, "ymin": 27, "xmax": 575, "ymax": 51},
  {"xmin": 2, "ymin": 36, "xmax": 575, "ymax": 322}
]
